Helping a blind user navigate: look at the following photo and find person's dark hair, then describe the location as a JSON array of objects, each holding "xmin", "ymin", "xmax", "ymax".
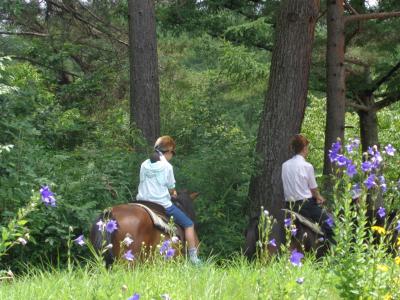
[
  {"xmin": 149, "ymin": 151, "xmax": 161, "ymax": 163},
  {"xmin": 291, "ymin": 134, "xmax": 309, "ymax": 154}
]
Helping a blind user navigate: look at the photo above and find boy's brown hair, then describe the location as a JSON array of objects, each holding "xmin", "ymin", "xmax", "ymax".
[
  {"xmin": 291, "ymin": 134, "xmax": 309, "ymax": 154},
  {"xmin": 154, "ymin": 135, "xmax": 176, "ymax": 152}
]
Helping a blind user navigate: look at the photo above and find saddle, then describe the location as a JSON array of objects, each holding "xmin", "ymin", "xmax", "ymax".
[
  {"xmin": 129, "ymin": 201, "xmax": 184, "ymax": 241},
  {"xmin": 281, "ymin": 208, "xmax": 324, "ymax": 236}
]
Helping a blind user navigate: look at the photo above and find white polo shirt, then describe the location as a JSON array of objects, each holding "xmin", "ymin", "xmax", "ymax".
[
  {"xmin": 136, "ymin": 155, "xmax": 176, "ymax": 208},
  {"xmin": 281, "ymin": 154, "xmax": 318, "ymax": 202}
]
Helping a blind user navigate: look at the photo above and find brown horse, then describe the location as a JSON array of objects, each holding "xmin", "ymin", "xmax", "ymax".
[{"xmin": 90, "ymin": 190, "xmax": 198, "ymax": 265}]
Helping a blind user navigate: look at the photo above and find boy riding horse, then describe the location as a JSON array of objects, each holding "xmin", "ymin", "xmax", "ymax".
[
  {"xmin": 281, "ymin": 134, "xmax": 335, "ymax": 245},
  {"xmin": 136, "ymin": 135, "xmax": 202, "ymax": 264}
]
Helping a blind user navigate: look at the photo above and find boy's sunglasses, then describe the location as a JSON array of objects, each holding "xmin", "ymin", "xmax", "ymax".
[{"xmin": 165, "ymin": 150, "xmax": 176, "ymax": 156}]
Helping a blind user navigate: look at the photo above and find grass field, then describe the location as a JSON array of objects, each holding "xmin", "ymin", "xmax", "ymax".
[{"xmin": 0, "ymin": 256, "xmax": 342, "ymax": 300}]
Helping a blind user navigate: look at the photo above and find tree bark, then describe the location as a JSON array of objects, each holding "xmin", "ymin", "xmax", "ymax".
[
  {"xmin": 358, "ymin": 94, "xmax": 379, "ymax": 152},
  {"xmin": 323, "ymin": 0, "xmax": 346, "ymax": 178},
  {"xmin": 128, "ymin": 0, "xmax": 160, "ymax": 145},
  {"xmin": 246, "ymin": 0, "xmax": 320, "ymax": 246}
]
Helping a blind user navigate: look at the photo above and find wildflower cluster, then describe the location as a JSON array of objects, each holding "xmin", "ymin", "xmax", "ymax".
[
  {"xmin": 256, "ymin": 208, "xmax": 276, "ymax": 263},
  {"xmin": 329, "ymin": 139, "xmax": 359, "ymax": 177},
  {"xmin": 329, "ymin": 137, "xmax": 400, "ymax": 299},
  {"xmin": 0, "ymin": 186, "xmax": 57, "ymax": 257},
  {"xmin": 96, "ymin": 219, "xmax": 118, "ymax": 234},
  {"xmin": 329, "ymin": 138, "xmax": 396, "ymax": 193},
  {"xmin": 73, "ymin": 218, "xmax": 119, "ymax": 248},
  {"xmin": 159, "ymin": 238, "xmax": 178, "ymax": 260},
  {"xmin": 283, "ymin": 217, "xmax": 305, "ymax": 267},
  {"xmin": 284, "ymin": 217, "xmax": 300, "ymax": 239}
]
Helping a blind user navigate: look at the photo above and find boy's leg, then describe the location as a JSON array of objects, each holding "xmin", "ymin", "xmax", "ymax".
[
  {"xmin": 166, "ymin": 205, "xmax": 201, "ymax": 263},
  {"xmin": 300, "ymin": 199, "xmax": 335, "ymax": 244},
  {"xmin": 184, "ymin": 226, "xmax": 198, "ymax": 249}
]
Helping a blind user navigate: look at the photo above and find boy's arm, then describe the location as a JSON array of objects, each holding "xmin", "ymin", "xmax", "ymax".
[
  {"xmin": 169, "ymin": 189, "xmax": 177, "ymax": 198},
  {"xmin": 311, "ymin": 188, "xmax": 325, "ymax": 204}
]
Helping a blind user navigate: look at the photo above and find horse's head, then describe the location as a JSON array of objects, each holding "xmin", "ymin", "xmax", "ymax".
[{"xmin": 173, "ymin": 190, "xmax": 199, "ymax": 223}]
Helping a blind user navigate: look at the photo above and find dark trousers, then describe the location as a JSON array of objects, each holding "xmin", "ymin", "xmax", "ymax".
[{"xmin": 286, "ymin": 198, "xmax": 335, "ymax": 244}]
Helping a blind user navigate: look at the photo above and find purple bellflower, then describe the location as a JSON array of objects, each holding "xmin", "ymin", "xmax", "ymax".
[
  {"xmin": 361, "ymin": 161, "xmax": 372, "ymax": 173},
  {"xmin": 123, "ymin": 250, "xmax": 135, "ymax": 261},
  {"xmin": 325, "ymin": 217, "xmax": 334, "ymax": 228},
  {"xmin": 106, "ymin": 220, "xmax": 118, "ymax": 233},
  {"xmin": 268, "ymin": 239, "xmax": 277, "ymax": 247},
  {"xmin": 384, "ymin": 144, "xmax": 396, "ymax": 156},
  {"xmin": 364, "ymin": 174, "xmax": 376, "ymax": 190},
  {"xmin": 73, "ymin": 235, "xmax": 85, "ymax": 246},
  {"xmin": 165, "ymin": 247, "xmax": 175, "ymax": 260},
  {"xmin": 377, "ymin": 207, "xmax": 386, "ymax": 219},
  {"xmin": 346, "ymin": 163, "xmax": 357, "ymax": 177},
  {"xmin": 290, "ymin": 249, "xmax": 304, "ymax": 267},
  {"xmin": 395, "ymin": 221, "xmax": 400, "ymax": 232},
  {"xmin": 40, "ymin": 186, "xmax": 57, "ymax": 207},
  {"xmin": 128, "ymin": 293, "xmax": 140, "ymax": 300}
]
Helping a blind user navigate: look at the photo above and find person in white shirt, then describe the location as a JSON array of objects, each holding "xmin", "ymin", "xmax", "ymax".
[
  {"xmin": 136, "ymin": 136, "xmax": 201, "ymax": 264},
  {"xmin": 281, "ymin": 134, "xmax": 334, "ymax": 244}
]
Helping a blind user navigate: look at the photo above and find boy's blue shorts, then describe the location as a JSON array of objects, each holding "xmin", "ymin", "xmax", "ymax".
[{"xmin": 165, "ymin": 204, "xmax": 194, "ymax": 228}]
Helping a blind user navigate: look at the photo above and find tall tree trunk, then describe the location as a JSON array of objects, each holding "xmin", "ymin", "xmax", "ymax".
[
  {"xmin": 358, "ymin": 94, "xmax": 379, "ymax": 152},
  {"xmin": 128, "ymin": 0, "xmax": 160, "ymax": 145},
  {"xmin": 246, "ymin": 0, "xmax": 320, "ymax": 247},
  {"xmin": 358, "ymin": 95, "xmax": 383, "ymax": 210},
  {"xmin": 323, "ymin": 0, "xmax": 346, "ymax": 178}
]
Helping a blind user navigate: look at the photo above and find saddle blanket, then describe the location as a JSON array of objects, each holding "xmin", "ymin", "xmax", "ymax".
[
  {"xmin": 282, "ymin": 208, "xmax": 324, "ymax": 236},
  {"xmin": 129, "ymin": 203, "xmax": 177, "ymax": 236}
]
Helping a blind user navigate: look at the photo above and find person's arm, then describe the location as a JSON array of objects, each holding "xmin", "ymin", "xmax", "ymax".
[
  {"xmin": 169, "ymin": 188, "xmax": 177, "ymax": 198},
  {"xmin": 166, "ymin": 165, "xmax": 177, "ymax": 198},
  {"xmin": 307, "ymin": 164, "xmax": 325, "ymax": 204},
  {"xmin": 311, "ymin": 188, "xmax": 325, "ymax": 204}
]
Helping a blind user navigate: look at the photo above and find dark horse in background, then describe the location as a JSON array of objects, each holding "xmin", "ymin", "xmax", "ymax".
[
  {"xmin": 244, "ymin": 205, "xmax": 399, "ymax": 260},
  {"xmin": 90, "ymin": 190, "xmax": 198, "ymax": 265},
  {"xmin": 243, "ymin": 210, "xmax": 329, "ymax": 259}
]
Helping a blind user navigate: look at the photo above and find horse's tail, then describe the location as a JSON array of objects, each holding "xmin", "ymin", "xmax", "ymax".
[
  {"xmin": 90, "ymin": 208, "xmax": 114, "ymax": 266},
  {"xmin": 243, "ymin": 215, "xmax": 259, "ymax": 259}
]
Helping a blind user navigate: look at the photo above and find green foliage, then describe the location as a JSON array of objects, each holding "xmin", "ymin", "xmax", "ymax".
[
  {"xmin": 0, "ymin": 179, "xmax": 40, "ymax": 260},
  {"xmin": 157, "ymin": 33, "xmax": 266, "ymax": 256},
  {"xmin": 0, "ymin": 60, "xmax": 144, "ymax": 269},
  {"xmin": 0, "ymin": 0, "xmax": 399, "ymax": 273}
]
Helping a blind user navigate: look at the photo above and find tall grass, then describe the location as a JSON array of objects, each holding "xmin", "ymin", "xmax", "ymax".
[{"xmin": 0, "ymin": 257, "xmax": 341, "ymax": 300}]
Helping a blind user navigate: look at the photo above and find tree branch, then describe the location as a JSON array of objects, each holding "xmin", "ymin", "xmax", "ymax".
[
  {"xmin": 373, "ymin": 93, "xmax": 400, "ymax": 110},
  {"xmin": 77, "ymin": 1, "xmax": 128, "ymax": 35},
  {"xmin": 344, "ymin": 1, "xmax": 359, "ymax": 15},
  {"xmin": 346, "ymin": 99, "xmax": 370, "ymax": 112},
  {"xmin": 367, "ymin": 60, "xmax": 400, "ymax": 93},
  {"xmin": 345, "ymin": 11, "xmax": 400, "ymax": 23},
  {"xmin": 46, "ymin": 0, "xmax": 128, "ymax": 47},
  {"xmin": 208, "ymin": 31, "xmax": 273, "ymax": 52},
  {"xmin": 345, "ymin": 57, "xmax": 369, "ymax": 68},
  {"xmin": 10, "ymin": 55, "xmax": 80, "ymax": 77},
  {"xmin": 345, "ymin": 23, "xmax": 362, "ymax": 47},
  {"xmin": 0, "ymin": 31, "xmax": 48, "ymax": 37},
  {"xmin": 316, "ymin": 8, "xmax": 327, "ymax": 22}
]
